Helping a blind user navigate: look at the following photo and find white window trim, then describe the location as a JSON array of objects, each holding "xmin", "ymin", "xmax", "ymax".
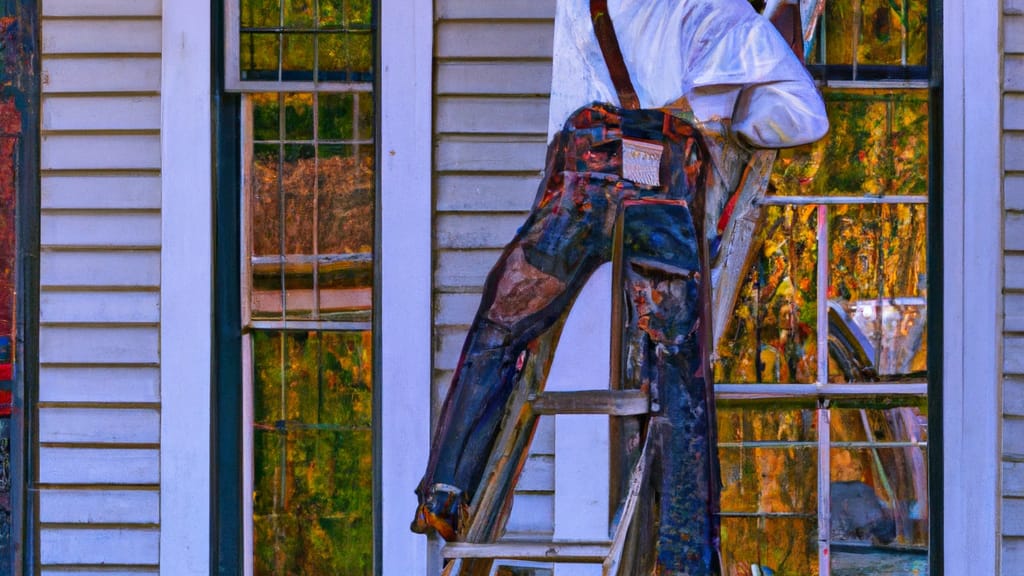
[
  {"xmin": 161, "ymin": 0, "xmax": 213, "ymax": 574},
  {"xmin": 159, "ymin": 1, "xmax": 434, "ymax": 575},
  {"xmin": 941, "ymin": 0, "xmax": 1003, "ymax": 571},
  {"xmin": 156, "ymin": 0, "xmax": 1000, "ymax": 572}
]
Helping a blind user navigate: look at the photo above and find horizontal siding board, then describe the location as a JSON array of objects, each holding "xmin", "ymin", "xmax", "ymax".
[
  {"xmin": 42, "ymin": 0, "xmax": 161, "ymax": 17},
  {"xmin": 1006, "ymin": 462, "xmax": 1024, "ymax": 498},
  {"xmin": 1005, "ymin": 498, "xmax": 1024, "ymax": 536},
  {"xmin": 1010, "ymin": 133, "xmax": 1024, "ymax": 172},
  {"xmin": 436, "ymin": 22, "xmax": 554, "ymax": 59},
  {"xmin": 437, "ymin": 62, "xmax": 553, "ymax": 97},
  {"xmin": 41, "ymin": 212, "xmax": 161, "ymax": 248},
  {"xmin": 42, "ymin": 19, "xmax": 162, "ymax": 55},
  {"xmin": 1006, "ymin": 377, "xmax": 1024, "ymax": 417},
  {"xmin": 517, "ymin": 455, "xmax": 555, "ymax": 492},
  {"xmin": 43, "ymin": 571, "xmax": 158, "ymax": 576},
  {"xmin": 41, "ymin": 250, "xmax": 160, "ymax": 288},
  {"xmin": 43, "ymin": 57, "xmax": 161, "ymax": 93},
  {"xmin": 437, "ymin": 0, "xmax": 555, "ymax": 20},
  {"xmin": 1008, "ymin": 55, "xmax": 1024, "ymax": 91},
  {"xmin": 41, "ymin": 528, "xmax": 159, "ymax": 565},
  {"xmin": 1006, "ymin": 537, "xmax": 1024, "ymax": 568},
  {"xmin": 533, "ymin": 415, "xmax": 555, "ymax": 454},
  {"xmin": 1008, "ymin": 212, "xmax": 1024, "ymax": 251},
  {"xmin": 1009, "ymin": 255, "xmax": 1024, "ymax": 291},
  {"xmin": 43, "ymin": 95, "xmax": 161, "ymax": 131},
  {"xmin": 1008, "ymin": 95, "xmax": 1024, "ymax": 131},
  {"xmin": 437, "ymin": 174, "xmax": 539, "ymax": 212},
  {"xmin": 436, "ymin": 213, "xmax": 522, "ymax": 249},
  {"xmin": 40, "ymin": 408, "xmax": 159, "ymax": 444},
  {"xmin": 505, "ymin": 493, "xmax": 554, "ymax": 534},
  {"xmin": 42, "ymin": 134, "xmax": 161, "ymax": 171},
  {"xmin": 40, "ymin": 489, "xmax": 160, "ymax": 524},
  {"xmin": 41, "ymin": 291, "xmax": 159, "ymax": 324},
  {"xmin": 436, "ymin": 328, "xmax": 468, "ymax": 371},
  {"xmin": 39, "ymin": 448, "xmax": 159, "ymax": 484},
  {"xmin": 437, "ymin": 136, "xmax": 546, "ymax": 172},
  {"xmin": 1005, "ymin": 418, "xmax": 1024, "ymax": 460},
  {"xmin": 1011, "ymin": 0, "xmax": 1024, "ymax": 13},
  {"xmin": 1008, "ymin": 175, "xmax": 1024, "ymax": 212},
  {"xmin": 1008, "ymin": 15, "xmax": 1024, "ymax": 53},
  {"xmin": 436, "ymin": 249, "xmax": 502, "ymax": 289},
  {"xmin": 42, "ymin": 174, "xmax": 161, "ymax": 210},
  {"xmin": 1007, "ymin": 337, "xmax": 1024, "ymax": 374},
  {"xmin": 40, "ymin": 326, "xmax": 159, "ymax": 364},
  {"xmin": 435, "ymin": 292, "xmax": 482, "ymax": 326},
  {"xmin": 1008, "ymin": 294, "xmax": 1024, "ymax": 333},
  {"xmin": 437, "ymin": 97, "xmax": 549, "ymax": 134},
  {"xmin": 39, "ymin": 366, "xmax": 160, "ymax": 403}
]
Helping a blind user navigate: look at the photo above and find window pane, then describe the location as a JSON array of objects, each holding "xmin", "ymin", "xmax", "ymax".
[
  {"xmin": 830, "ymin": 408, "xmax": 929, "ymax": 550},
  {"xmin": 828, "ymin": 204, "xmax": 928, "ymax": 381},
  {"xmin": 716, "ymin": 205, "xmax": 818, "ymax": 384},
  {"xmin": 721, "ymin": 516, "xmax": 819, "ymax": 575},
  {"xmin": 252, "ymin": 330, "xmax": 373, "ymax": 576},
  {"xmin": 241, "ymin": 0, "xmax": 281, "ymax": 28},
  {"xmin": 817, "ymin": 0, "xmax": 928, "ymax": 67},
  {"xmin": 241, "ymin": 33, "xmax": 280, "ymax": 81}
]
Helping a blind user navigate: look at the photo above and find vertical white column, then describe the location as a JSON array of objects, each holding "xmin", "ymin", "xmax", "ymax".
[
  {"xmin": 160, "ymin": 0, "xmax": 213, "ymax": 574},
  {"xmin": 548, "ymin": 264, "xmax": 613, "ymax": 576},
  {"xmin": 380, "ymin": 0, "xmax": 433, "ymax": 572}
]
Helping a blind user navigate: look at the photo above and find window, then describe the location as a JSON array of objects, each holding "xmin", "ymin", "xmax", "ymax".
[
  {"xmin": 223, "ymin": 0, "xmax": 378, "ymax": 573},
  {"xmin": 713, "ymin": 1, "xmax": 934, "ymax": 574}
]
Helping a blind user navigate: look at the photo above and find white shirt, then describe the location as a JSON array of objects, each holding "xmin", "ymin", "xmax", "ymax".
[{"xmin": 547, "ymin": 0, "xmax": 828, "ymax": 149}]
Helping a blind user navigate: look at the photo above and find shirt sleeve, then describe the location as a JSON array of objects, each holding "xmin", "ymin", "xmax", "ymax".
[{"xmin": 683, "ymin": 0, "xmax": 829, "ymax": 148}]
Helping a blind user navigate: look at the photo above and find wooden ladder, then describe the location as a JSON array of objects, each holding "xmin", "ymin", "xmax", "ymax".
[{"xmin": 439, "ymin": 386, "xmax": 655, "ymax": 576}]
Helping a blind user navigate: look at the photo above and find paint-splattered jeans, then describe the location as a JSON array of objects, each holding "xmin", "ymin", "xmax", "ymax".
[{"xmin": 417, "ymin": 103, "xmax": 719, "ymax": 574}]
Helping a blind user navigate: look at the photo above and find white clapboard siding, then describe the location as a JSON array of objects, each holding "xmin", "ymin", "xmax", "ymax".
[
  {"xmin": 40, "ymin": 291, "xmax": 159, "ymax": 324},
  {"xmin": 435, "ymin": 214, "xmax": 523, "ymax": 250},
  {"xmin": 43, "ymin": 96, "xmax": 161, "ymax": 132},
  {"xmin": 41, "ymin": 212, "xmax": 161, "ymax": 248},
  {"xmin": 41, "ymin": 529, "xmax": 159, "ymax": 565},
  {"xmin": 43, "ymin": 57, "xmax": 161, "ymax": 93},
  {"xmin": 40, "ymin": 489, "xmax": 160, "ymax": 524},
  {"xmin": 436, "ymin": 136, "xmax": 548, "ymax": 173},
  {"xmin": 42, "ymin": 134, "xmax": 161, "ymax": 171},
  {"xmin": 42, "ymin": 174, "xmax": 161, "ymax": 210},
  {"xmin": 41, "ymin": 250, "xmax": 160, "ymax": 288},
  {"xmin": 39, "ymin": 7, "xmax": 163, "ymax": 572},
  {"xmin": 40, "ymin": 408, "xmax": 160, "ymax": 444},
  {"xmin": 436, "ymin": 22, "xmax": 555, "ymax": 59},
  {"xmin": 39, "ymin": 366, "xmax": 160, "ymax": 404},
  {"xmin": 437, "ymin": 174, "xmax": 540, "ymax": 212},
  {"xmin": 434, "ymin": 0, "xmax": 558, "ymax": 541},
  {"xmin": 1005, "ymin": 4, "xmax": 1024, "ymax": 570},
  {"xmin": 437, "ymin": 62, "xmax": 554, "ymax": 96},
  {"xmin": 42, "ymin": 0, "xmax": 161, "ymax": 17},
  {"xmin": 42, "ymin": 19, "xmax": 162, "ymax": 55},
  {"xmin": 40, "ymin": 326, "xmax": 160, "ymax": 365},
  {"xmin": 39, "ymin": 448, "xmax": 160, "ymax": 485},
  {"xmin": 437, "ymin": 97, "xmax": 550, "ymax": 134}
]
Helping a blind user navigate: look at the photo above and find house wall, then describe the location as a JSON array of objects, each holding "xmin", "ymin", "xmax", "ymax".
[
  {"xmin": 1003, "ymin": 0, "xmax": 1024, "ymax": 568},
  {"xmin": 432, "ymin": 0, "xmax": 559, "ymax": 537},
  {"xmin": 37, "ymin": 0, "xmax": 162, "ymax": 571}
]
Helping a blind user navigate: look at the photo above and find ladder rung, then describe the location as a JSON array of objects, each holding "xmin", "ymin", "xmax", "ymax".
[
  {"xmin": 530, "ymin": 390, "xmax": 649, "ymax": 416},
  {"xmin": 442, "ymin": 541, "xmax": 612, "ymax": 562}
]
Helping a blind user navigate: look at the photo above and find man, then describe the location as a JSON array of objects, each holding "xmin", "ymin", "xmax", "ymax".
[{"xmin": 412, "ymin": 0, "xmax": 827, "ymax": 570}]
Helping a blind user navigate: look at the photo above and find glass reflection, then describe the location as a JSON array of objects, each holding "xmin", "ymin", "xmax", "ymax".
[
  {"xmin": 252, "ymin": 330, "xmax": 373, "ymax": 576},
  {"xmin": 715, "ymin": 206, "xmax": 818, "ymax": 384}
]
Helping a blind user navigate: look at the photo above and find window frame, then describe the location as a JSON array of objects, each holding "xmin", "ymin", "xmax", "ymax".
[{"xmin": 206, "ymin": 0, "xmax": 434, "ymax": 574}]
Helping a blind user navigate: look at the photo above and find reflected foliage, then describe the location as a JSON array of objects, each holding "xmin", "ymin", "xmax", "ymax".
[
  {"xmin": 252, "ymin": 330, "xmax": 373, "ymax": 576},
  {"xmin": 811, "ymin": 0, "xmax": 928, "ymax": 66},
  {"xmin": 715, "ymin": 206, "xmax": 818, "ymax": 384},
  {"xmin": 240, "ymin": 0, "xmax": 374, "ymax": 81}
]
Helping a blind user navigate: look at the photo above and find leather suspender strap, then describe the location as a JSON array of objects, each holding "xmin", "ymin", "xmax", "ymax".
[{"xmin": 590, "ymin": 0, "xmax": 641, "ymax": 110}]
